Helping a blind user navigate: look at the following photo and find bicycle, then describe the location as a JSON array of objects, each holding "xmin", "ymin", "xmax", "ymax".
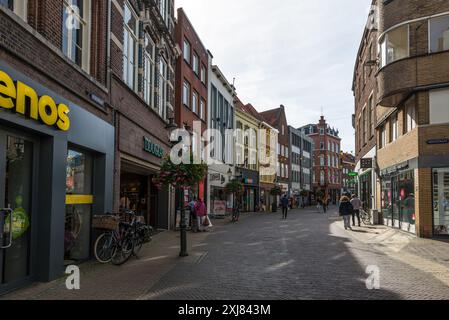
[{"xmin": 360, "ymin": 209, "xmax": 372, "ymax": 225}]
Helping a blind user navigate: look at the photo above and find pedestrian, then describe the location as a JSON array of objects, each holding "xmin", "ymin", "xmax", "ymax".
[
  {"xmin": 281, "ymin": 194, "xmax": 289, "ymax": 219},
  {"xmin": 195, "ymin": 198, "xmax": 207, "ymax": 232},
  {"xmin": 189, "ymin": 198, "xmax": 197, "ymax": 232},
  {"xmin": 316, "ymin": 198, "xmax": 323, "ymax": 213},
  {"xmin": 339, "ymin": 195, "xmax": 354, "ymax": 230},
  {"xmin": 322, "ymin": 194, "xmax": 329, "ymax": 213},
  {"xmin": 350, "ymin": 194, "xmax": 362, "ymax": 227}
]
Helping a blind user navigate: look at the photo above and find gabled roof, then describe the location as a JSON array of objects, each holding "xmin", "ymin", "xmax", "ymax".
[{"xmin": 259, "ymin": 108, "xmax": 282, "ymax": 127}]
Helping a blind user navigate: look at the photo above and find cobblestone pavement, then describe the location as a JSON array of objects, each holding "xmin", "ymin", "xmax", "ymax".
[{"xmin": 3, "ymin": 207, "xmax": 449, "ymax": 300}]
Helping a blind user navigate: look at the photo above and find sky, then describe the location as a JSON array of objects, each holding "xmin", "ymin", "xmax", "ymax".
[{"xmin": 176, "ymin": 0, "xmax": 373, "ymax": 153}]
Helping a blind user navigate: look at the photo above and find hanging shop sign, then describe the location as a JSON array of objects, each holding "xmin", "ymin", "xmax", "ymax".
[
  {"xmin": 0, "ymin": 69, "xmax": 70, "ymax": 131},
  {"xmin": 361, "ymin": 158, "xmax": 373, "ymax": 169},
  {"xmin": 143, "ymin": 137, "xmax": 164, "ymax": 158}
]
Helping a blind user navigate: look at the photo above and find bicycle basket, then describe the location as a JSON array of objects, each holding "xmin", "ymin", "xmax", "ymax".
[{"xmin": 92, "ymin": 215, "xmax": 120, "ymax": 230}]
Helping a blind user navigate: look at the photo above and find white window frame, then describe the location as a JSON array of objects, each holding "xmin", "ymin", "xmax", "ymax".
[
  {"xmin": 158, "ymin": 57, "xmax": 168, "ymax": 119},
  {"xmin": 183, "ymin": 81, "xmax": 190, "ymax": 107},
  {"xmin": 63, "ymin": 0, "xmax": 91, "ymax": 72},
  {"xmin": 143, "ymin": 35, "xmax": 155, "ymax": 108},
  {"xmin": 123, "ymin": 1, "xmax": 138, "ymax": 90},
  {"xmin": 192, "ymin": 53, "xmax": 199, "ymax": 75},
  {"xmin": 380, "ymin": 24, "xmax": 410, "ymax": 68},
  {"xmin": 5, "ymin": 0, "xmax": 27, "ymax": 21},
  {"xmin": 201, "ymin": 65, "xmax": 206, "ymax": 84},
  {"xmin": 200, "ymin": 98, "xmax": 205, "ymax": 121},
  {"xmin": 183, "ymin": 38, "xmax": 191, "ymax": 64},
  {"xmin": 192, "ymin": 90, "xmax": 198, "ymax": 114}
]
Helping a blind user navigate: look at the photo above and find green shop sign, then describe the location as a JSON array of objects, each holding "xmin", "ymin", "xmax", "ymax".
[
  {"xmin": 143, "ymin": 137, "xmax": 164, "ymax": 158},
  {"xmin": 348, "ymin": 172, "xmax": 358, "ymax": 177}
]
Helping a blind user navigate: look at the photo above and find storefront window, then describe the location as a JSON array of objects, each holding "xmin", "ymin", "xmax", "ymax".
[
  {"xmin": 65, "ymin": 149, "xmax": 93, "ymax": 262},
  {"xmin": 398, "ymin": 171, "xmax": 415, "ymax": 227},
  {"xmin": 382, "ymin": 178, "xmax": 392, "ymax": 221},
  {"xmin": 433, "ymin": 168, "xmax": 449, "ymax": 236}
]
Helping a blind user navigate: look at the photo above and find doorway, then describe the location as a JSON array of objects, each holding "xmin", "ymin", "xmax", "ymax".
[{"xmin": 0, "ymin": 131, "xmax": 35, "ymax": 292}]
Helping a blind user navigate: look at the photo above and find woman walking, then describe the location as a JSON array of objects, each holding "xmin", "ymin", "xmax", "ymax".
[
  {"xmin": 195, "ymin": 198, "xmax": 207, "ymax": 232},
  {"xmin": 339, "ymin": 195, "xmax": 354, "ymax": 230}
]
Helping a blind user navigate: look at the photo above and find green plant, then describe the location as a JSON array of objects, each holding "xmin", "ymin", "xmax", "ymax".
[
  {"xmin": 315, "ymin": 189, "xmax": 324, "ymax": 200},
  {"xmin": 225, "ymin": 180, "xmax": 244, "ymax": 197},
  {"xmin": 153, "ymin": 154, "xmax": 207, "ymax": 189},
  {"xmin": 270, "ymin": 185, "xmax": 282, "ymax": 196}
]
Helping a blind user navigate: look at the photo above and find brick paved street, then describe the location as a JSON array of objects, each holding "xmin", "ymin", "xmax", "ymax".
[{"xmin": 3, "ymin": 207, "xmax": 449, "ymax": 300}]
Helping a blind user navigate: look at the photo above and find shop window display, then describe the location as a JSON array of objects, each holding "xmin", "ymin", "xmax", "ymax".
[{"xmin": 433, "ymin": 169, "xmax": 449, "ymax": 236}]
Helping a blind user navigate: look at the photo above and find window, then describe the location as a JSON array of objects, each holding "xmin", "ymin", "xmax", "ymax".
[
  {"xmin": 192, "ymin": 91, "xmax": 198, "ymax": 114},
  {"xmin": 380, "ymin": 24, "xmax": 409, "ymax": 67},
  {"xmin": 282, "ymin": 125, "xmax": 285, "ymax": 135},
  {"xmin": 390, "ymin": 114, "xmax": 398, "ymax": 142},
  {"xmin": 183, "ymin": 81, "xmax": 190, "ymax": 107},
  {"xmin": 286, "ymin": 165, "xmax": 289, "ymax": 179},
  {"xmin": 192, "ymin": 53, "xmax": 199, "ymax": 75},
  {"xmin": 320, "ymin": 142, "xmax": 324, "ymax": 150},
  {"xmin": 327, "ymin": 155, "xmax": 331, "ymax": 167},
  {"xmin": 429, "ymin": 89, "xmax": 449, "ymax": 125},
  {"xmin": 158, "ymin": 58, "xmax": 168, "ymax": 119},
  {"xmin": 405, "ymin": 104, "xmax": 416, "ymax": 133},
  {"xmin": 368, "ymin": 95, "xmax": 374, "ymax": 137},
  {"xmin": 122, "ymin": 2, "xmax": 138, "ymax": 90},
  {"xmin": 200, "ymin": 99, "xmax": 205, "ymax": 121},
  {"xmin": 320, "ymin": 170, "xmax": 325, "ymax": 185},
  {"xmin": 201, "ymin": 65, "xmax": 206, "ymax": 84},
  {"xmin": 158, "ymin": 0, "xmax": 168, "ymax": 24},
  {"xmin": 143, "ymin": 35, "xmax": 155, "ymax": 108},
  {"xmin": 183, "ymin": 39, "xmax": 191, "ymax": 63},
  {"xmin": 380, "ymin": 125, "xmax": 387, "ymax": 148},
  {"xmin": 362, "ymin": 107, "xmax": 367, "ymax": 144},
  {"xmin": 320, "ymin": 128, "xmax": 324, "ymax": 135},
  {"xmin": 320, "ymin": 155, "xmax": 324, "ymax": 166},
  {"xmin": 62, "ymin": 0, "xmax": 91, "ymax": 71},
  {"xmin": 1, "ymin": 0, "xmax": 27, "ymax": 20},
  {"xmin": 430, "ymin": 14, "xmax": 449, "ymax": 53}
]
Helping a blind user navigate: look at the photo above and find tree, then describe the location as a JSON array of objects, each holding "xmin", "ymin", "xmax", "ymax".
[
  {"xmin": 300, "ymin": 189, "xmax": 309, "ymax": 208},
  {"xmin": 270, "ymin": 185, "xmax": 282, "ymax": 212}
]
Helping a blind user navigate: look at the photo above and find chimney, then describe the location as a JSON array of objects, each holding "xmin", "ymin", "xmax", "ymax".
[{"xmin": 280, "ymin": 104, "xmax": 285, "ymax": 110}]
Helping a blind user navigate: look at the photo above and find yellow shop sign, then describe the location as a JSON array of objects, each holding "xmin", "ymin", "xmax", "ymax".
[{"xmin": 0, "ymin": 69, "xmax": 70, "ymax": 131}]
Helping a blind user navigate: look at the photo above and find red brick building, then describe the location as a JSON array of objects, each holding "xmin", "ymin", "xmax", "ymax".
[
  {"xmin": 174, "ymin": 8, "xmax": 208, "ymax": 201},
  {"xmin": 110, "ymin": 0, "xmax": 178, "ymax": 230},
  {"xmin": 260, "ymin": 105, "xmax": 291, "ymax": 196},
  {"xmin": 301, "ymin": 116, "xmax": 342, "ymax": 204},
  {"xmin": 341, "ymin": 152, "xmax": 356, "ymax": 195}
]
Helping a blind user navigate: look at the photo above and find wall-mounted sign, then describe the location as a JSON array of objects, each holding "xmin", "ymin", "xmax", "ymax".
[
  {"xmin": 143, "ymin": 137, "xmax": 164, "ymax": 158},
  {"xmin": 0, "ymin": 69, "xmax": 70, "ymax": 131},
  {"xmin": 210, "ymin": 173, "xmax": 221, "ymax": 181},
  {"xmin": 427, "ymin": 139, "xmax": 449, "ymax": 145},
  {"xmin": 361, "ymin": 158, "xmax": 373, "ymax": 169},
  {"xmin": 348, "ymin": 172, "xmax": 358, "ymax": 177}
]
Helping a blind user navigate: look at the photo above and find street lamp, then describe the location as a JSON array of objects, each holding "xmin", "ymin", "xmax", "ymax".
[{"xmin": 166, "ymin": 116, "xmax": 189, "ymax": 258}]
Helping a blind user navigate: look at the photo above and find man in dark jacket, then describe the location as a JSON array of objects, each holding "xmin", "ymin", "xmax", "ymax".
[
  {"xmin": 281, "ymin": 195, "xmax": 289, "ymax": 219},
  {"xmin": 339, "ymin": 196, "xmax": 354, "ymax": 230}
]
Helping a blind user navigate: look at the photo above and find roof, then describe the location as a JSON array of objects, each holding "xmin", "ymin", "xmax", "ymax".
[{"xmin": 259, "ymin": 108, "xmax": 281, "ymax": 127}]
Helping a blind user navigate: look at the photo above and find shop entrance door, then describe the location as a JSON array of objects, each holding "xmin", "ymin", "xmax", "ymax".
[
  {"xmin": 0, "ymin": 132, "xmax": 35, "ymax": 292},
  {"xmin": 391, "ymin": 177, "xmax": 401, "ymax": 229}
]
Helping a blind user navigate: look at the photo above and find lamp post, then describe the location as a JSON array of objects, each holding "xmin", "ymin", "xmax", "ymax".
[{"xmin": 166, "ymin": 116, "xmax": 189, "ymax": 257}]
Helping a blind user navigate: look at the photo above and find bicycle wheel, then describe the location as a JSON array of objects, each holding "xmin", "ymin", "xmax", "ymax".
[
  {"xmin": 362, "ymin": 212, "xmax": 371, "ymax": 225},
  {"xmin": 111, "ymin": 236, "xmax": 133, "ymax": 265},
  {"xmin": 94, "ymin": 232, "xmax": 115, "ymax": 264}
]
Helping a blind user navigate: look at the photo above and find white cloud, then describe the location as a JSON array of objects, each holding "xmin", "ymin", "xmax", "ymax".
[{"xmin": 176, "ymin": 0, "xmax": 371, "ymax": 153}]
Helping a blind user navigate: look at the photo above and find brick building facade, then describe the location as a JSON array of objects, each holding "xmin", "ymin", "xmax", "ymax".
[
  {"xmin": 301, "ymin": 117, "xmax": 342, "ymax": 205},
  {"xmin": 352, "ymin": 0, "xmax": 379, "ymax": 216},
  {"xmin": 174, "ymin": 7, "xmax": 208, "ymax": 203},
  {"xmin": 374, "ymin": 0, "xmax": 449, "ymax": 237},
  {"xmin": 0, "ymin": 0, "xmax": 114, "ymax": 292}
]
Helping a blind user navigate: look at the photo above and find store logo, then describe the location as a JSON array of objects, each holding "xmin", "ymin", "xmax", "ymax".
[
  {"xmin": 65, "ymin": 265, "xmax": 80, "ymax": 290},
  {"xmin": 0, "ymin": 70, "xmax": 71, "ymax": 131},
  {"xmin": 144, "ymin": 137, "xmax": 164, "ymax": 158}
]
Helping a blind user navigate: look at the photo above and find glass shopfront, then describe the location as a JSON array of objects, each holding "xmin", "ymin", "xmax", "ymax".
[
  {"xmin": 359, "ymin": 172, "xmax": 372, "ymax": 211},
  {"xmin": 65, "ymin": 148, "xmax": 93, "ymax": 263},
  {"xmin": 433, "ymin": 168, "xmax": 449, "ymax": 236},
  {"xmin": 0, "ymin": 132, "xmax": 34, "ymax": 287},
  {"xmin": 381, "ymin": 170, "xmax": 415, "ymax": 233}
]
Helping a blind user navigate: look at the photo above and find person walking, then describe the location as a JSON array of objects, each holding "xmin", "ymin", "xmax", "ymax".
[
  {"xmin": 339, "ymin": 195, "xmax": 354, "ymax": 230},
  {"xmin": 350, "ymin": 194, "xmax": 362, "ymax": 227},
  {"xmin": 189, "ymin": 198, "xmax": 197, "ymax": 232},
  {"xmin": 195, "ymin": 198, "xmax": 207, "ymax": 232},
  {"xmin": 322, "ymin": 194, "xmax": 329, "ymax": 213},
  {"xmin": 281, "ymin": 194, "xmax": 289, "ymax": 219}
]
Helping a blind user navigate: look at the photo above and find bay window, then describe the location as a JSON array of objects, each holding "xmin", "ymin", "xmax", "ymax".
[
  {"xmin": 429, "ymin": 14, "xmax": 449, "ymax": 53},
  {"xmin": 123, "ymin": 2, "xmax": 138, "ymax": 90},
  {"xmin": 380, "ymin": 24, "xmax": 409, "ymax": 67},
  {"xmin": 63, "ymin": 0, "xmax": 91, "ymax": 72}
]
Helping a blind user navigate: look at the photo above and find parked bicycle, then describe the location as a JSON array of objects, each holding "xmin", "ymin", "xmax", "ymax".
[
  {"xmin": 360, "ymin": 209, "xmax": 372, "ymax": 225},
  {"xmin": 93, "ymin": 211, "xmax": 153, "ymax": 265}
]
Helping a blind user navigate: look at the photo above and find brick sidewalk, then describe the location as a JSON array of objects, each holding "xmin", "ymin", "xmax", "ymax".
[{"xmin": 1, "ymin": 214, "xmax": 248, "ymax": 300}]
